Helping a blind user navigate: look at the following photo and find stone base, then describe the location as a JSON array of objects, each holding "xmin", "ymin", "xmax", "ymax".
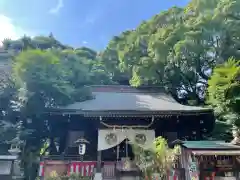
[{"xmin": 94, "ymin": 172, "xmax": 103, "ymax": 180}]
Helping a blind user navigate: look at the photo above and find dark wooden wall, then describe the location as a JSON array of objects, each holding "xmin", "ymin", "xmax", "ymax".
[{"xmin": 47, "ymin": 112, "xmax": 215, "ymax": 157}]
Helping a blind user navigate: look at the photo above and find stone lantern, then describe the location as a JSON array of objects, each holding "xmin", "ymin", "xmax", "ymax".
[
  {"xmin": 8, "ymin": 138, "xmax": 24, "ymax": 179},
  {"xmin": 231, "ymin": 126, "xmax": 240, "ymax": 145},
  {"xmin": 8, "ymin": 138, "xmax": 22, "ymax": 156}
]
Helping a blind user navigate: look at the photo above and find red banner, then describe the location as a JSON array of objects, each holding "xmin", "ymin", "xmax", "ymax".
[{"xmin": 68, "ymin": 161, "xmax": 97, "ymax": 176}]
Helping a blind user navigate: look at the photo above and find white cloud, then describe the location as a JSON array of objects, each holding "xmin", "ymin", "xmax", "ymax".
[
  {"xmin": 82, "ymin": 41, "xmax": 88, "ymax": 44},
  {"xmin": 49, "ymin": 0, "xmax": 64, "ymax": 14},
  {"xmin": 0, "ymin": 15, "xmax": 26, "ymax": 45}
]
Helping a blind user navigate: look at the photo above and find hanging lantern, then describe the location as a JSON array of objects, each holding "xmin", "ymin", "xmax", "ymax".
[
  {"xmin": 78, "ymin": 144, "xmax": 86, "ymax": 155},
  {"xmin": 74, "ymin": 138, "xmax": 89, "ymax": 155}
]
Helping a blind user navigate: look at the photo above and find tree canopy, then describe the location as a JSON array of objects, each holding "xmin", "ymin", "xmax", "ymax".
[
  {"xmin": 101, "ymin": 0, "xmax": 240, "ymax": 104},
  {"xmin": 0, "ymin": 35, "xmax": 113, "ymax": 179}
]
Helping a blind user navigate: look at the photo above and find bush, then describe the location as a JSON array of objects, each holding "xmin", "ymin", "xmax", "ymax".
[{"xmin": 46, "ymin": 171, "xmax": 92, "ymax": 180}]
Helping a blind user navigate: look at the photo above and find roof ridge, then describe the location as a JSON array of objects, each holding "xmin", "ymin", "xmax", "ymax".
[
  {"xmin": 89, "ymin": 85, "xmax": 164, "ymax": 88},
  {"xmin": 88, "ymin": 85, "xmax": 165, "ymax": 93}
]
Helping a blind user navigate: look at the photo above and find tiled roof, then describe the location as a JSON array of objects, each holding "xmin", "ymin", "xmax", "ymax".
[
  {"xmin": 60, "ymin": 86, "xmax": 211, "ymax": 113},
  {"xmin": 182, "ymin": 141, "xmax": 240, "ymax": 150},
  {"xmin": 191, "ymin": 150, "xmax": 240, "ymax": 155}
]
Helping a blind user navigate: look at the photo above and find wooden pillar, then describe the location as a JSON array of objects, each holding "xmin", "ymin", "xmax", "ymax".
[
  {"xmin": 97, "ymin": 150, "xmax": 102, "ymax": 172},
  {"xmin": 97, "ymin": 116, "xmax": 102, "ymax": 173}
]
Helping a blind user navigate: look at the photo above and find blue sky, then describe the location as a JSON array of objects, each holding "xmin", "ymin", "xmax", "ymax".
[{"xmin": 0, "ymin": 0, "xmax": 189, "ymax": 50}]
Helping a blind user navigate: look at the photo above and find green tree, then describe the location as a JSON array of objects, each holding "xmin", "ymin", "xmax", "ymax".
[
  {"xmin": 101, "ymin": 0, "xmax": 240, "ymax": 104},
  {"xmin": 9, "ymin": 42, "xmax": 113, "ymax": 179},
  {"xmin": 207, "ymin": 58, "xmax": 240, "ymax": 141},
  {"xmin": 0, "ymin": 34, "xmax": 114, "ymax": 179},
  {"xmin": 132, "ymin": 137, "xmax": 180, "ymax": 179},
  {"xmin": 13, "ymin": 49, "xmax": 76, "ymax": 107}
]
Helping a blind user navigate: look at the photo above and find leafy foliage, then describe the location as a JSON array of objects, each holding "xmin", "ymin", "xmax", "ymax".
[
  {"xmin": 132, "ymin": 137, "xmax": 180, "ymax": 179},
  {"xmin": 46, "ymin": 171, "xmax": 92, "ymax": 180},
  {"xmin": 100, "ymin": 0, "xmax": 240, "ymax": 104},
  {"xmin": 0, "ymin": 35, "xmax": 113, "ymax": 179},
  {"xmin": 207, "ymin": 58, "xmax": 240, "ymax": 139},
  {"xmin": 13, "ymin": 50, "xmax": 74, "ymax": 107}
]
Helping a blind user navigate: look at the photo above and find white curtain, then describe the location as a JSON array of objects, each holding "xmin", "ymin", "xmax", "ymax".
[
  {"xmin": 98, "ymin": 129, "xmax": 126, "ymax": 151},
  {"xmin": 98, "ymin": 129, "xmax": 155, "ymax": 151}
]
